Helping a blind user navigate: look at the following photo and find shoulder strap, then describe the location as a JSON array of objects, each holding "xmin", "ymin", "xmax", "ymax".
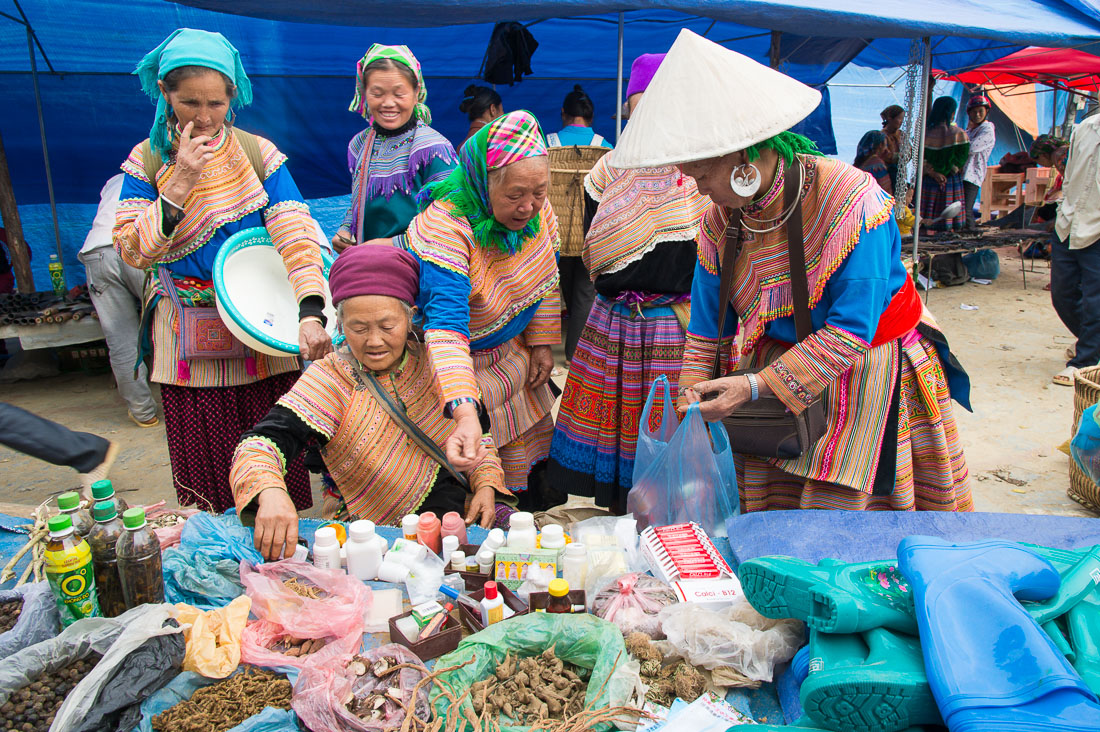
[
  {"xmin": 711, "ymin": 208, "xmax": 743, "ymax": 379},
  {"xmin": 140, "ymin": 140, "xmax": 161, "ymax": 187},
  {"xmin": 784, "ymin": 159, "xmax": 812, "ymax": 342},
  {"xmin": 344, "ymin": 353, "xmax": 470, "ymax": 489},
  {"xmin": 232, "ymin": 129, "xmax": 267, "ymax": 182}
]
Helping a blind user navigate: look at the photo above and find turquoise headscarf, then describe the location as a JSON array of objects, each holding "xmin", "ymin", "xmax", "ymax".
[{"xmin": 135, "ymin": 28, "xmax": 253, "ymax": 163}]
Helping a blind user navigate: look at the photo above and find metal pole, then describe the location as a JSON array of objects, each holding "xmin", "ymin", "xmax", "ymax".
[
  {"xmin": 26, "ymin": 25, "xmax": 63, "ymax": 273},
  {"xmin": 911, "ymin": 37, "xmax": 932, "ymax": 291},
  {"xmin": 770, "ymin": 30, "xmax": 781, "ymax": 69},
  {"xmin": 615, "ymin": 12, "xmax": 624, "ymax": 141}
]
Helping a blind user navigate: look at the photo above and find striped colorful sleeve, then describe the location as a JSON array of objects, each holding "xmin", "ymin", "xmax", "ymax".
[
  {"xmin": 262, "ymin": 163, "xmax": 325, "ymax": 303},
  {"xmin": 524, "ymin": 288, "xmax": 562, "ymax": 347},
  {"xmin": 230, "ymin": 436, "xmax": 289, "ymax": 516},
  {"xmin": 468, "ymin": 437, "xmax": 508, "ymax": 495},
  {"xmin": 679, "ymin": 256, "xmax": 738, "ymax": 389},
  {"xmin": 425, "ymin": 328, "xmax": 480, "ymax": 404},
  {"xmin": 758, "ymin": 324, "xmax": 869, "ymax": 414},
  {"xmin": 113, "ymin": 148, "xmax": 172, "ymax": 269}
]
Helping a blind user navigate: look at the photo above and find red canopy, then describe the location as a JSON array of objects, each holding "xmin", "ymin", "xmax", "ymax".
[{"xmin": 937, "ymin": 46, "xmax": 1100, "ymax": 92}]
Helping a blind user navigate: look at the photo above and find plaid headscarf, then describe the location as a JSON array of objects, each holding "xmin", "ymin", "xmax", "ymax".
[
  {"xmin": 1030, "ymin": 133, "xmax": 1067, "ymax": 161},
  {"xmin": 349, "ymin": 44, "xmax": 431, "ymax": 124},
  {"xmin": 418, "ymin": 110, "xmax": 548, "ymax": 253}
]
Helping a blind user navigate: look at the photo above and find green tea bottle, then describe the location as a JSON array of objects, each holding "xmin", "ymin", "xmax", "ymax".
[
  {"xmin": 87, "ymin": 500, "xmax": 127, "ymax": 617},
  {"xmin": 57, "ymin": 491, "xmax": 94, "ymax": 539},
  {"xmin": 44, "ymin": 514, "xmax": 101, "ymax": 626},
  {"xmin": 90, "ymin": 479, "xmax": 128, "ymax": 514},
  {"xmin": 116, "ymin": 507, "xmax": 164, "ymax": 608}
]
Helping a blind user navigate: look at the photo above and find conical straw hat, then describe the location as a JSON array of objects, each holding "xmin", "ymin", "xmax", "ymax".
[{"xmin": 611, "ymin": 29, "xmax": 822, "ymax": 169}]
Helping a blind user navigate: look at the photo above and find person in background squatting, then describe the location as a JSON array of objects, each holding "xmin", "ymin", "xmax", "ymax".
[{"xmin": 113, "ymin": 29, "xmax": 330, "ymax": 513}]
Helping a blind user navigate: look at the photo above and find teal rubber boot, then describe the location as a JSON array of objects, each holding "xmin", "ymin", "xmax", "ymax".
[
  {"xmin": 799, "ymin": 627, "xmax": 942, "ymax": 732},
  {"xmin": 739, "ymin": 556, "xmax": 917, "ymax": 634},
  {"xmin": 1068, "ymin": 591, "xmax": 1100, "ymax": 693}
]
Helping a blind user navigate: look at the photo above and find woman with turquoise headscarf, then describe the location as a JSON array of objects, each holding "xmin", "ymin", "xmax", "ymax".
[
  {"xmin": 404, "ymin": 110, "xmax": 564, "ymax": 512},
  {"xmin": 332, "ymin": 44, "xmax": 457, "ymax": 252},
  {"xmin": 113, "ymin": 28, "xmax": 330, "ymax": 513}
]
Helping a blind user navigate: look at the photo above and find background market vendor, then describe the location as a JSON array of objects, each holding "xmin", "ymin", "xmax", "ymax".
[{"xmin": 230, "ymin": 245, "xmax": 509, "ymax": 560}]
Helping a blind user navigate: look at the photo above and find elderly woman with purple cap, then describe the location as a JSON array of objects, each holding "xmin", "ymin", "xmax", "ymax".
[
  {"xmin": 231, "ymin": 245, "xmax": 508, "ymax": 561},
  {"xmin": 547, "ymin": 53, "xmax": 711, "ymax": 513},
  {"xmin": 404, "ymin": 110, "xmax": 563, "ymax": 512},
  {"xmin": 962, "ymin": 93, "xmax": 996, "ymax": 227}
]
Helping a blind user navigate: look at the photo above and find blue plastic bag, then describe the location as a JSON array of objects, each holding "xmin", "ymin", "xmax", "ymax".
[
  {"xmin": 163, "ymin": 513, "xmax": 264, "ymax": 609},
  {"xmin": 1072, "ymin": 403, "xmax": 1100, "ymax": 485},
  {"xmin": 182, "ymin": 512, "xmax": 265, "ymax": 565},
  {"xmin": 632, "ymin": 375, "xmax": 679, "ymax": 488},
  {"xmin": 627, "ymin": 402, "xmax": 739, "ymax": 537},
  {"xmin": 133, "ymin": 668, "xmax": 299, "ymax": 732}
]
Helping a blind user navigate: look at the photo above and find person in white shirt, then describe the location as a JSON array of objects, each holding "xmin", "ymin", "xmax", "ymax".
[
  {"xmin": 962, "ymin": 94, "xmax": 996, "ymax": 228},
  {"xmin": 77, "ymin": 175, "xmax": 160, "ymax": 426},
  {"xmin": 1052, "ymin": 112, "xmax": 1100, "ymax": 385}
]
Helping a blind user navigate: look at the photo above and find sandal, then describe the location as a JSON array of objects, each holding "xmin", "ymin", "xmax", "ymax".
[{"xmin": 1053, "ymin": 366, "xmax": 1077, "ymax": 386}]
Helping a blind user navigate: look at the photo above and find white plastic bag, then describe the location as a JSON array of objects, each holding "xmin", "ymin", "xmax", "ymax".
[
  {"xmin": 656, "ymin": 597, "xmax": 802, "ymax": 682},
  {"xmin": 517, "ymin": 562, "xmax": 556, "ymax": 602},
  {"xmin": 0, "ymin": 582, "xmax": 60, "ymax": 659}
]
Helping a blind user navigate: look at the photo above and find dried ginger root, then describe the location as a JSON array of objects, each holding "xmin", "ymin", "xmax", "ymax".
[{"xmin": 474, "ymin": 647, "xmax": 588, "ymax": 725}]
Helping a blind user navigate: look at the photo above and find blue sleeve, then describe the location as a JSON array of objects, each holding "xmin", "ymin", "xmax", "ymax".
[
  {"xmin": 120, "ymin": 170, "xmax": 157, "ymax": 203},
  {"xmin": 686, "ymin": 257, "xmax": 737, "ymax": 340},
  {"xmin": 262, "ymin": 164, "xmax": 307, "ymax": 208},
  {"xmin": 415, "ymin": 257, "xmax": 472, "ymax": 338},
  {"xmin": 821, "ymin": 217, "xmax": 904, "ymax": 343}
]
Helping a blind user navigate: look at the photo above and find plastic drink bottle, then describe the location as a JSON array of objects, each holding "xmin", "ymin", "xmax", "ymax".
[
  {"xmin": 57, "ymin": 491, "xmax": 93, "ymax": 539},
  {"xmin": 44, "ymin": 514, "xmax": 100, "ymax": 626},
  {"xmin": 48, "ymin": 254, "xmax": 66, "ymax": 296},
  {"xmin": 86, "ymin": 501, "xmax": 126, "ymax": 617},
  {"xmin": 116, "ymin": 507, "xmax": 165, "ymax": 608},
  {"xmin": 90, "ymin": 479, "xmax": 128, "ymax": 514}
]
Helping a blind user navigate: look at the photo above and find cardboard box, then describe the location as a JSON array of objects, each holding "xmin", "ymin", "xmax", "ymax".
[
  {"xmin": 492, "ymin": 547, "xmax": 559, "ymax": 590},
  {"xmin": 671, "ymin": 577, "xmax": 744, "ymax": 608}
]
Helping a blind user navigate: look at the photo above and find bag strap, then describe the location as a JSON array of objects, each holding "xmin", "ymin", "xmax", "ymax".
[
  {"xmin": 784, "ymin": 159, "xmax": 812, "ymax": 342},
  {"xmin": 138, "ymin": 128, "xmax": 266, "ymax": 188},
  {"xmin": 711, "ymin": 208, "xmax": 743, "ymax": 380},
  {"xmin": 343, "ymin": 353, "xmax": 471, "ymax": 490}
]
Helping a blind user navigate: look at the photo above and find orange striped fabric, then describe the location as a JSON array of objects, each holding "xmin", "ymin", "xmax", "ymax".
[{"xmin": 231, "ymin": 348, "xmax": 506, "ymax": 525}]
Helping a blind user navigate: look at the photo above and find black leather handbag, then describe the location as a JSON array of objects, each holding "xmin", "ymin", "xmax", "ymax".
[{"xmin": 712, "ymin": 161, "xmax": 827, "ymax": 459}]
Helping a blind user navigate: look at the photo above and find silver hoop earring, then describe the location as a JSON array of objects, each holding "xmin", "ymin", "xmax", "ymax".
[{"xmin": 730, "ymin": 163, "xmax": 762, "ymax": 198}]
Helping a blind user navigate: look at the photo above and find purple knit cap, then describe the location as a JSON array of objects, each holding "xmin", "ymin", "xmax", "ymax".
[
  {"xmin": 626, "ymin": 53, "xmax": 666, "ymax": 98},
  {"xmin": 329, "ymin": 245, "xmax": 419, "ymax": 306}
]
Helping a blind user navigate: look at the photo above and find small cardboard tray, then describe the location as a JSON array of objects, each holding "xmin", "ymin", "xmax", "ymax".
[
  {"xmin": 388, "ymin": 608, "xmax": 461, "ymax": 660},
  {"xmin": 457, "ymin": 584, "xmax": 529, "ymax": 633},
  {"xmin": 527, "ymin": 589, "xmax": 587, "ymax": 613}
]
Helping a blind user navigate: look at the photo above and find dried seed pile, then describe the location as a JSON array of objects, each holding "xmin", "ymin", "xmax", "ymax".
[
  {"xmin": 625, "ymin": 632, "xmax": 706, "ymax": 707},
  {"xmin": 151, "ymin": 667, "xmax": 292, "ymax": 732},
  {"xmin": 0, "ymin": 653, "xmax": 100, "ymax": 731},
  {"xmin": 0, "ymin": 599, "xmax": 23, "ymax": 634},
  {"xmin": 471, "ymin": 647, "xmax": 589, "ymax": 724}
]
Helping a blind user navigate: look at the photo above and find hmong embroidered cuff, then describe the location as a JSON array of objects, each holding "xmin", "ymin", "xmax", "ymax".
[
  {"xmin": 424, "ymin": 329, "xmax": 480, "ymax": 404},
  {"xmin": 759, "ymin": 324, "xmax": 869, "ymax": 415}
]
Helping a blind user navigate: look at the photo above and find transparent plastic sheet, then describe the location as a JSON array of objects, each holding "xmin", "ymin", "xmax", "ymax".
[
  {"xmin": 570, "ymin": 515, "xmax": 648, "ymax": 602},
  {"xmin": 429, "ymin": 613, "xmax": 640, "ymax": 732},
  {"xmin": 656, "ymin": 598, "xmax": 803, "ymax": 683},
  {"xmin": 241, "ymin": 617, "xmax": 364, "ymax": 672},
  {"xmin": 240, "ymin": 559, "xmax": 370, "ymax": 640},
  {"xmin": 1072, "ymin": 403, "xmax": 1100, "ymax": 485},
  {"xmin": 292, "ymin": 643, "xmax": 431, "ymax": 732},
  {"xmin": 633, "ymin": 375, "xmax": 678, "ymax": 477},
  {"xmin": 131, "ymin": 667, "xmax": 301, "ymax": 732},
  {"xmin": 627, "ymin": 403, "xmax": 738, "ymax": 538},
  {"xmin": 590, "ymin": 573, "xmax": 677, "ymax": 639},
  {"xmin": 404, "ymin": 549, "xmax": 447, "ymax": 606},
  {"xmin": 517, "ymin": 562, "xmax": 556, "ymax": 603},
  {"xmin": 0, "ymin": 582, "xmax": 60, "ymax": 659}
]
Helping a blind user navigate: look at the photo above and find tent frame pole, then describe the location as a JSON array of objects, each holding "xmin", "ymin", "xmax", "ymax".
[
  {"xmin": 911, "ymin": 36, "xmax": 931, "ymax": 298},
  {"xmin": 615, "ymin": 11, "xmax": 624, "ymax": 141},
  {"xmin": 26, "ymin": 24, "xmax": 63, "ymax": 274}
]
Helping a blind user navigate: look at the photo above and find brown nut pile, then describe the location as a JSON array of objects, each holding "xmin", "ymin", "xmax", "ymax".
[
  {"xmin": 625, "ymin": 632, "xmax": 706, "ymax": 707},
  {"xmin": 0, "ymin": 653, "xmax": 100, "ymax": 731},
  {"xmin": 0, "ymin": 599, "xmax": 23, "ymax": 634},
  {"xmin": 276, "ymin": 636, "xmax": 327, "ymax": 657},
  {"xmin": 344, "ymin": 655, "xmax": 414, "ymax": 723},
  {"xmin": 152, "ymin": 666, "xmax": 292, "ymax": 732},
  {"xmin": 470, "ymin": 647, "xmax": 589, "ymax": 724}
]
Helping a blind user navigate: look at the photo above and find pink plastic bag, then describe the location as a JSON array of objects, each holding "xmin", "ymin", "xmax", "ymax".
[
  {"xmin": 240, "ymin": 618, "xmax": 363, "ymax": 671},
  {"xmin": 143, "ymin": 502, "xmax": 201, "ymax": 550},
  {"xmin": 292, "ymin": 644, "xmax": 431, "ymax": 732},
  {"xmin": 591, "ymin": 572, "xmax": 678, "ymax": 638},
  {"xmin": 239, "ymin": 559, "xmax": 370, "ymax": 639}
]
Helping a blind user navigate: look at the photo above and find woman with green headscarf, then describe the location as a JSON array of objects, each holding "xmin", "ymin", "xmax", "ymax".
[
  {"xmin": 332, "ymin": 44, "xmax": 457, "ymax": 252},
  {"xmin": 403, "ymin": 110, "xmax": 563, "ymax": 512},
  {"xmin": 113, "ymin": 28, "xmax": 329, "ymax": 513}
]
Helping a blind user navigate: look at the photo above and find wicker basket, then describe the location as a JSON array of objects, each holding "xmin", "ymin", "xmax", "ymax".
[
  {"xmin": 548, "ymin": 145, "xmax": 611, "ymax": 256},
  {"xmin": 1068, "ymin": 364, "xmax": 1100, "ymax": 513}
]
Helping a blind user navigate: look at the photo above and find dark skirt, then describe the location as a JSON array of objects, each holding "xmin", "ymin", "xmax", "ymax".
[{"xmin": 162, "ymin": 372, "xmax": 312, "ymax": 513}]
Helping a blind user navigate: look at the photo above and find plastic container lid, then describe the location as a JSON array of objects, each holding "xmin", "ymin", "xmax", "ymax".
[
  {"xmin": 477, "ymin": 548, "xmax": 495, "ymax": 562},
  {"xmin": 541, "ymin": 524, "xmax": 565, "ymax": 543},
  {"xmin": 402, "ymin": 515, "xmax": 420, "ymax": 531},
  {"xmin": 122, "ymin": 507, "xmax": 146, "ymax": 530},
  {"xmin": 450, "ymin": 551, "xmax": 466, "ymax": 565},
  {"xmin": 92, "ymin": 500, "xmax": 117, "ymax": 522},
  {"xmin": 509, "ymin": 512, "xmax": 534, "ymax": 530},
  {"xmin": 315, "ymin": 526, "xmax": 339, "ymax": 547},
  {"xmin": 47, "ymin": 514, "xmax": 73, "ymax": 534},
  {"xmin": 90, "ymin": 480, "xmax": 115, "ymax": 500},
  {"xmin": 442, "ymin": 535, "xmax": 460, "ymax": 554},
  {"xmin": 348, "ymin": 520, "xmax": 376, "ymax": 543},
  {"xmin": 548, "ymin": 578, "xmax": 570, "ymax": 597},
  {"xmin": 57, "ymin": 492, "xmax": 81, "ymax": 511},
  {"xmin": 483, "ymin": 581, "xmax": 499, "ymax": 600}
]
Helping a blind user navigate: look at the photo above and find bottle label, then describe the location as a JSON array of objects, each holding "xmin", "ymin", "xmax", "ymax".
[
  {"xmin": 45, "ymin": 544, "xmax": 101, "ymax": 626},
  {"xmin": 486, "ymin": 603, "xmax": 503, "ymax": 625}
]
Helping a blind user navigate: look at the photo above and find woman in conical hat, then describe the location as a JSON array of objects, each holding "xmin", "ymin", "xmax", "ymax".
[{"xmin": 614, "ymin": 29, "xmax": 972, "ymax": 512}]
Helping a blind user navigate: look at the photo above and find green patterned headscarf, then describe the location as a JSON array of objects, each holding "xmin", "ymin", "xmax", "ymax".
[
  {"xmin": 417, "ymin": 110, "xmax": 548, "ymax": 254},
  {"xmin": 349, "ymin": 44, "xmax": 431, "ymax": 124}
]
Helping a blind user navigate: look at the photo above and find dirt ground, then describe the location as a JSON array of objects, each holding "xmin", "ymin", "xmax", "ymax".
[{"xmin": 0, "ymin": 245, "xmax": 1092, "ymax": 518}]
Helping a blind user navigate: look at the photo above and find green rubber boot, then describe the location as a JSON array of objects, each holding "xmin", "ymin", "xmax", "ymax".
[
  {"xmin": 1067, "ymin": 590, "xmax": 1100, "ymax": 693},
  {"xmin": 798, "ymin": 627, "xmax": 942, "ymax": 732},
  {"xmin": 739, "ymin": 556, "xmax": 917, "ymax": 634}
]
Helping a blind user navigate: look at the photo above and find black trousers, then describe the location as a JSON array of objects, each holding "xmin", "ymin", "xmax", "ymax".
[
  {"xmin": 963, "ymin": 181, "xmax": 981, "ymax": 226},
  {"xmin": 0, "ymin": 403, "xmax": 109, "ymax": 472},
  {"xmin": 1050, "ymin": 236, "xmax": 1100, "ymax": 369},
  {"xmin": 558, "ymin": 256, "xmax": 596, "ymax": 361}
]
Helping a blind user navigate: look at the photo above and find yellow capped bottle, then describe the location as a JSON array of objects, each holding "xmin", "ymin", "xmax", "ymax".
[{"xmin": 44, "ymin": 514, "xmax": 101, "ymax": 627}]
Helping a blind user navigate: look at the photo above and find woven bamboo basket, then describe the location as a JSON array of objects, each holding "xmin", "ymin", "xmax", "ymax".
[
  {"xmin": 1068, "ymin": 364, "xmax": 1100, "ymax": 513},
  {"xmin": 548, "ymin": 145, "xmax": 611, "ymax": 257}
]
